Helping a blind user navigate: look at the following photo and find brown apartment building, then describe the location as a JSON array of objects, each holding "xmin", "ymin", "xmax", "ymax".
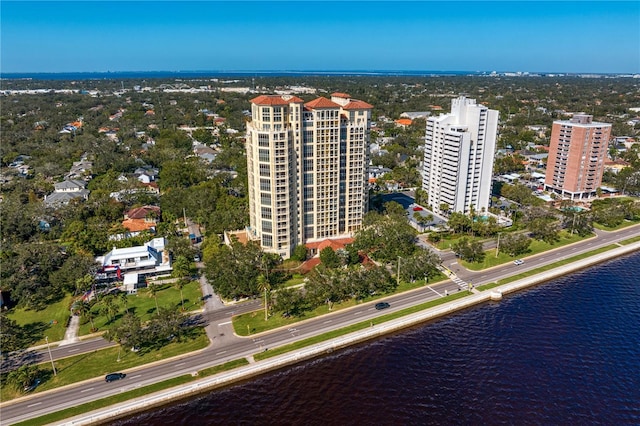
[{"xmin": 544, "ymin": 114, "xmax": 611, "ymax": 200}]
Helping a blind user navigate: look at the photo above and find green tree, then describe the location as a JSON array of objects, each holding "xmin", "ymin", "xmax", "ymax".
[
  {"xmin": 256, "ymin": 274, "xmax": 271, "ymax": 321},
  {"xmin": 148, "ymin": 282, "xmax": 160, "ymax": 315},
  {"xmin": 6, "ymin": 365, "xmax": 41, "ymax": 392},
  {"xmin": 451, "ymin": 237, "xmax": 485, "ymax": 263},
  {"xmin": 290, "ymin": 244, "xmax": 308, "ymax": 262},
  {"xmin": 499, "ymin": 233, "xmax": 531, "ymax": 257},
  {"xmin": 320, "ymin": 247, "xmax": 342, "ymax": 269}
]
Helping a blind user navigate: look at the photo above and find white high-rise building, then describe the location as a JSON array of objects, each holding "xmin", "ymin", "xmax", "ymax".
[
  {"xmin": 422, "ymin": 96, "xmax": 499, "ymax": 216},
  {"xmin": 246, "ymin": 93, "xmax": 372, "ymax": 259}
]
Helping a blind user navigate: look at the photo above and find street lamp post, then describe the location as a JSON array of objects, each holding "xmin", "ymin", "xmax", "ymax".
[
  {"xmin": 45, "ymin": 336, "xmax": 57, "ymax": 376},
  {"xmin": 397, "ymin": 256, "xmax": 401, "ymax": 286},
  {"xmin": 495, "ymin": 233, "xmax": 501, "ymax": 258}
]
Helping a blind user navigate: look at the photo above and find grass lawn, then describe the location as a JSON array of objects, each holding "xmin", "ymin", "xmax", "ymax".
[
  {"xmin": 593, "ymin": 220, "xmax": 640, "ymax": 232},
  {"xmin": 461, "ymin": 231, "xmax": 591, "ymax": 271},
  {"xmin": 495, "ymin": 244, "xmax": 619, "ymax": 286},
  {"xmin": 254, "ymin": 290, "xmax": 471, "ymax": 361},
  {"xmin": 8, "ymin": 294, "xmax": 74, "ymax": 344},
  {"xmin": 234, "ymin": 272, "xmax": 447, "ymax": 337},
  {"xmin": 281, "ymin": 274, "xmax": 306, "ymax": 288},
  {"xmin": 78, "ymin": 280, "xmax": 203, "ymax": 336},
  {"xmin": 620, "ymin": 235, "xmax": 640, "ymax": 245},
  {"xmin": 1, "ymin": 329, "xmax": 209, "ymax": 402},
  {"xmin": 15, "ymin": 358, "xmax": 248, "ymax": 426}
]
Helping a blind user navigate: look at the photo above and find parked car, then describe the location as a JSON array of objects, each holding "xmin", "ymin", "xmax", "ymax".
[
  {"xmin": 375, "ymin": 302, "xmax": 391, "ymax": 310},
  {"xmin": 105, "ymin": 373, "xmax": 126, "ymax": 383},
  {"xmin": 513, "ymin": 259, "xmax": 524, "ymax": 266},
  {"xmin": 24, "ymin": 378, "xmax": 41, "ymax": 392}
]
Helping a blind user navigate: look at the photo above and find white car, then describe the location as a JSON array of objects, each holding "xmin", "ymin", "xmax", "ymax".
[{"xmin": 513, "ymin": 259, "xmax": 524, "ymax": 266}]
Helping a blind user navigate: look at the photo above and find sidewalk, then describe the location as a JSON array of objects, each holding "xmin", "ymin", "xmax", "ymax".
[{"xmin": 58, "ymin": 313, "xmax": 80, "ymax": 346}]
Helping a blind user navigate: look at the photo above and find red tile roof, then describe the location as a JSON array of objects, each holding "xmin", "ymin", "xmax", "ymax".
[
  {"xmin": 121, "ymin": 218, "xmax": 156, "ymax": 232},
  {"xmin": 343, "ymin": 100, "xmax": 373, "ymax": 110},
  {"xmin": 331, "ymin": 92, "xmax": 351, "ymax": 99},
  {"xmin": 305, "ymin": 237, "xmax": 354, "ymax": 250},
  {"xmin": 305, "ymin": 97, "xmax": 341, "ymax": 109},
  {"xmin": 125, "ymin": 205, "xmax": 160, "ymax": 220},
  {"xmin": 250, "ymin": 95, "xmax": 304, "ymax": 105},
  {"xmin": 395, "ymin": 118, "xmax": 413, "ymax": 126}
]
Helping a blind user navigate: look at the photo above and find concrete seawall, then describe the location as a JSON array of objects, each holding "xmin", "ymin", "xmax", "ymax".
[{"xmin": 58, "ymin": 241, "xmax": 640, "ymax": 425}]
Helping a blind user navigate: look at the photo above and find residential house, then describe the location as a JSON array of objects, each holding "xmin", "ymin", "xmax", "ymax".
[
  {"xmin": 44, "ymin": 179, "xmax": 90, "ymax": 207},
  {"xmin": 95, "ymin": 237, "xmax": 172, "ymax": 293}
]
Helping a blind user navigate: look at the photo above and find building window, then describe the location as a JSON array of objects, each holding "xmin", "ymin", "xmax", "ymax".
[
  {"xmin": 260, "ymin": 192, "xmax": 272, "ymax": 205},
  {"xmin": 258, "ymin": 134, "xmax": 269, "ymax": 147},
  {"xmin": 261, "ymin": 206, "xmax": 272, "ymax": 219},
  {"xmin": 262, "ymin": 220, "xmax": 272, "ymax": 232},
  {"xmin": 259, "ymin": 149, "xmax": 270, "ymax": 162},
  {"xmin": 260, "ymin": 179, "xmax": 271, "ymax": 191},
  {"xmin": 261, "ymin": 107, "xmax": 271, "ymax": 122},
  {"xmin": 259, "ymin": 164, "xmax": 270, "ymax": 177},
  {"xmin": 273, "ymin": 107, "xmax": 282, "ymax": 122},
  {"xmin": 262, "ymin": 234, "xmax": 273, "ymax": 247}
]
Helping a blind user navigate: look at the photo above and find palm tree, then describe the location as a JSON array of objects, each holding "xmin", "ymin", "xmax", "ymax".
[
  {"xmin": 72, "ymin": 300, "xmax": 96, "ymax": 331},
  {"xmin": 118, "ymin": 290, "xmax": 129, "ymax": 313},
  {"xmin": 99, "ymin": 294, "xmax": 119, "ymax": 323},
  {"xmin": 148, "ymin": 282, "xmax": 160, "ymax": 315},
  {"xmin": 174, "ymin": 279, "xmax": 187, "ymax": 311},
  {"xmin": 256, "ymin": 274, "xmax": 271, "ymax": 321}
]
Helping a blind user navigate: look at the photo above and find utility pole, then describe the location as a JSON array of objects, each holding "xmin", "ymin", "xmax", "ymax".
[
  {"xmin": 397, "ymin": 256, "xmax": 401, "ymax": 286},
  {"xmin": 45, "ymin": 336, "xmax": 57, "ymax": 376},
  {"xmin": 495, "ymin": 233, "xmax": 501, "ymax": 257}
]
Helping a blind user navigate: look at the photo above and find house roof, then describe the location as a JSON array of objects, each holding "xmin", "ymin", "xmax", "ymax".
[
  {"xmin": 122, "ymin": 218, "xmax": 156, "ymax": 232},
  {"xmin": 250, "ymin": 95, "xmax": 304, "ymax": 106},
  {"xmin": 54, "ymin": 179, "xmax": 86, "ymax": 190},
  {"xmin": 395, "ymin": 118, "xmax": 413, "ymax": 126},
  {"xmin": 126, "ymin": 205, "xmax": 160, "ymax": 220},
  {"xmin": 305, "ymin": 97, "xmax": 341, "ymax": 109},
  {"xmin": 343, "ymin": 100, "xmax": 373, "ymax": 110},
  {"xmin": 305, "ymin": 237, "xmax": 354, "ymax": 250},
  {"xmin": 331, "ymin": 92, "xmax": 350, "ymax": 99}
]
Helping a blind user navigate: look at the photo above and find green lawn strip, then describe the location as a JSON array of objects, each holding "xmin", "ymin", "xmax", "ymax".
[
  {"xmin": 593, "ymin": 220, "xmax": 640, "ymax": 232},
  {"xmin": 1, "ymin": 331, "xmax": 209, "ymax": 401},
  {"xmin": 197, "ymin": 358, "xmax": 250, "ymax": 377},
  {"xmin": 254, "ymin": 291, "xmax": 471, "ymax": 361},
  {"xmin": 620, "ymin": 235, "xmax": 640, "ymax": 245},
  {"xmin": 461, "ymin": 231, "xmax": 590, "ymax": 271},
  {"xmin": 496, "ymin": 244, "xmax": 619, "ymax": 286},
  {"xmin": 8, "ymin": 294, "xmax": 74, "ymax": 343},
  {"xmin": 476, "ymin": 282, "xmax": 503, "ymax": 291},
  {"xmin": 234, "ymin": 273, "xmax": 448, "ymax": 337},
  {"xmin": 14, "ymin": 358, "xmax": 251, "ymax": 426},
  {"xmin": 78, "ymin": 280, "xmax": 203, "ymax": 336}
]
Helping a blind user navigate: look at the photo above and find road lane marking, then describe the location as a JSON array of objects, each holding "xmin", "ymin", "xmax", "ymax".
[
  {"xmin": 174, "ymin": 362, "xmax": 185, "ymax": 367},
  {"xmin": 218, "ymin": 321, "xmax": 232, "ymax": 326},
  {"xmin": 80, "ymin": 388, "xmax": 94, "ymax": 393},
  {"xmin": 353, "ymin": 311, "xmax": 363, "ymax": 315},
  {"xmin": 216, "ymin": 351, "xmax": 227, "ymax": 355},
  {"xmin": 67, "ymin": 348, "xmax": 79, "ymax": 352},
  {"xmin": 27, "ymin": 402, "xmax": 42, "ymax": 407},
  {"xmin": 323, "ymin": 320, "xmax": 332, "ymax": 324},
  {"xmin": 428, "ymin": 287, "xmax": 443, "ymax": 297},
  {"xmin": 130, "ymin": 374, "xmax": 141, "ymax": 379}
]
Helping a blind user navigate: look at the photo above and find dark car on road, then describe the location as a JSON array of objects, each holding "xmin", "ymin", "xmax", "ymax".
[
  {"xmin": 105, "ymin": 373, "xmax": 126, "ymax": 383},
  {"xmin": 375, "ymin": 302, "xmax": 390, "ymax": 310}
]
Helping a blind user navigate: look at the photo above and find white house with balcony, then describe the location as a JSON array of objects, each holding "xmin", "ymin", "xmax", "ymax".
[{"xmin": 95, "ymin": 237, "xmax": 172, "ymax": 293}]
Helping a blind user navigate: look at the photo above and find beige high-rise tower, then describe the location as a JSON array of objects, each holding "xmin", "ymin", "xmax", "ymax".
[
  {"xmin": 246, "ymin": 92, "xmax": 372, "ymax": 258},
  {"xmin": 544, "ymin": 114, "xmax": 611, "ymax": 200}
]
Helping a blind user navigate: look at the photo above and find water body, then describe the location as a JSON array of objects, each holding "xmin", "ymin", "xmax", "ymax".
[
  {"xmin": 117, "ymin": 252, "xmax": 640, "ymax": 425},
  {"xmin": 1, "ymin": 70, "xmax": 483, "ymax": 81}
]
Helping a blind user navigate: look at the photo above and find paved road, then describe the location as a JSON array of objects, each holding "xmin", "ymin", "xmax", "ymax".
[{"xmin": 2, "ymin": 225, "xmax": 638, "ymax": 424}]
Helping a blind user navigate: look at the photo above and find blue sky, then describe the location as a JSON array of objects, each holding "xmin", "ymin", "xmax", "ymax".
[{"xmin": 2, "ymin": 1, "xmax": 639, "ymax": 74}]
